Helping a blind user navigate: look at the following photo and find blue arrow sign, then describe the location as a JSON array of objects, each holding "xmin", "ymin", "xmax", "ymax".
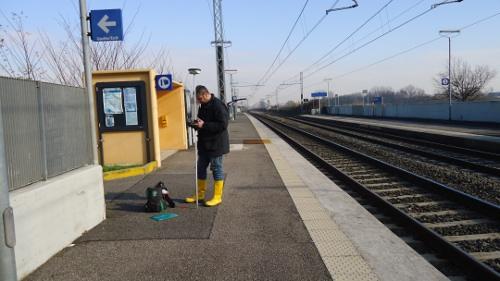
[
  {"xmin": 311, "ymin": 92, "xmax": 327, "ymax": 97},
  {"xmin": 372, "ymin": 96, "xmax": 382, "ymax": 104},
  {"xmin": 155, "ymin": 74, "xmax": 173, "ymax": 91},
  {"xmin": 90, "ymin": 9, "xmax": 123, "ymax": 42}
]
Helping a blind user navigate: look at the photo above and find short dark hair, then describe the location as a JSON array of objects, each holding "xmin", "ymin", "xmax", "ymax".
[{"xmin": 195, "ymin": 85, "xmax": 209, "ymax": 95}]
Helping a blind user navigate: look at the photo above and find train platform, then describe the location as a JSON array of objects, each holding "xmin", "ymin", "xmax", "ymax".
[
  {"xmin": 303, "ymin": 114, "xmax": 500, "ymax": 151},
  {"xmin": 25, "ymin": 114, "xmax": 447, "ymax": 281}
]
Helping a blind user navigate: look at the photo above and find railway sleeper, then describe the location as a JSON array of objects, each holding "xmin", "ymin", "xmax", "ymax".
[
  {"xmin": 469, "ymin": 251, "xmax": 500, "ymax": 261},
  {"xmin": 410, "ymin": 210, "xmax": 474, "ymax": 218},
  {"xmin": 345, "ymin": 169, "xmax": 379, "ymax": 175},
  {"xmin": 370, "ymin": 187, "xmax": 415, "ymax": 193},
  {"xmin": 445, "ymin": 233, "xmax": 500, "ymax": 242},
  {"xmin": 354, "ymin": 177, "xmax": 394, "ymax": 183},
  {"xmin": 382, "ymin": 193, "xmax": 434, "ymax": 200},
  {"xmin": 424, "ymin": 219, "xmax": 494, "ymax": 229},
  {"xmin": 394, "ymin": 201, "xmax": 454, "ymax": 208}
]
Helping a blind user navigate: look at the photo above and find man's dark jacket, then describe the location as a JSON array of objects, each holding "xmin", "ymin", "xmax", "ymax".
[{"xmin": 197, "ymin": 94, "xmax": 229, "ymax": 157}]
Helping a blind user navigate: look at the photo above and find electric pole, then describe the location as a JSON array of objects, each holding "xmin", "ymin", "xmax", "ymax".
[
  {"xmin": 300, "ymin": 72, "xmax": 304, "ymax": 113},
  {"xmin": 212, "ymin": 0, "xmax": 231, "ymax": 104},
  {"xmin": 324, "ymin": 78, "xmax": 332, "ymax": 107},
  {"xmin": 439, "ymin": 29, "xmax": 460, "ymax": 121}
]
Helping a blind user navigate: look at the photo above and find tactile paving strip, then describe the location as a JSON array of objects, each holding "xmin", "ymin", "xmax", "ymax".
[
  {"xmin": 323, "ymin": 256, "xmax": 379, "ymax": 281},
  {"xmin": 303, "ymin": 219, "xmax": 339, "ymax": 231},
  {"xmin": 299, "ymin": 210, "xmax": 333, "ymax": 221},
  {"xmin": 309, "ymin": 228, "xmax": 350, "ymax": 243},
  {"xmin": 287, "ymin": 189, "xmax": 314, "ymax": 199}
]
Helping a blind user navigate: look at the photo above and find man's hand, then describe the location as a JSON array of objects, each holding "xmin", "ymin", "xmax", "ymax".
[{"xmin": 195, "ymin": 118, "xmax": 204, "ymax": 129}]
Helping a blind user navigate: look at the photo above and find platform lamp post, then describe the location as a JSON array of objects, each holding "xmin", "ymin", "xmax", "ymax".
[
  {"xmin": 224, "ymin": 69, "xmax": 237, "ymax": 120},
  {"xmin": 362, "ymin": 89, "xmax": 368, "ymax": 106},
  {"xmin": 188, "ymin": 68, "xmax": 201, "ymax": 208},
  {"xmin": 439, "ymin": 30, "xmax": 460, "ymax": 121},
  {"xmin": 275, "ymin": 88, "xmax": 280, "ymax": 111},
  {"xmin": 324, "ymin": 78, "xmax": 332, "ymax": 107}
]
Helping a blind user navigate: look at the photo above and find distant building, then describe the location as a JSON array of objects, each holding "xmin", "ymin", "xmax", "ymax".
[{"xmin": 488, "ymin": 92, "xmax": 500, "ymax": 99}]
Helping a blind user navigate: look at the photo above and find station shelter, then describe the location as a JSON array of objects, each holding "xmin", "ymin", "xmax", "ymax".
[{"xmin": 92, "ymin": 69, "xmax": 188, "ymax": 168}]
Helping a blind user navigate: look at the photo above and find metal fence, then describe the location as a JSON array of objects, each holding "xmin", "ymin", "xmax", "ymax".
[{"xmin": 0, "ymin": 76, "xmax": 92, "ymax": 191}]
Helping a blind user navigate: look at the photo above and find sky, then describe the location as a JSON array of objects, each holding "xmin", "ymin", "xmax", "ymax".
[{"xmin": 2, "ymin": 0, "xmax": 500, "ymax": 106}]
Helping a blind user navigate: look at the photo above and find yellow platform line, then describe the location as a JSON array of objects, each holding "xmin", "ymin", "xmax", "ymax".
[{"xmin": 103, "ymin": 161, "xmax": 157, "ymax": 181}]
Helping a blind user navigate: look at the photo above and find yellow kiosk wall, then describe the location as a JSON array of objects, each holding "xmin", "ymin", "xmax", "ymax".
[
  {"xmin": 157, "ymin": 83, "xmax": 188, "ymax": 150},
  {"xmin": 92, "ymin": 69, "xmax": 161, "ymax": 167}
]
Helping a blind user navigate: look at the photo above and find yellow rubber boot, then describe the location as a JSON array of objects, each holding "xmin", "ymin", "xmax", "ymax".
[
  {"xmin": 205, "ymin": 180, "xmax": 224, "ymax": 207},
  {"xmin": 185, "ymin": 179, "xmax": 206, "ymax": 203}
]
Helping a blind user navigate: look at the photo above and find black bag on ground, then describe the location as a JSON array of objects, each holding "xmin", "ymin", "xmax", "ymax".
[
  {"xmin": 157, "ymin": 181, "xmax": 176, "ymax": 208},
  {"xmin": 144, "ymin": 186, "xmax": 168, "ymax": 212}
]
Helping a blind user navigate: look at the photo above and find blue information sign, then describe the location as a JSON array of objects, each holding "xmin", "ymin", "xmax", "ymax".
[
  {"xmin": 155, "ymin": 74, "xmax": 173, "ymax": 91},
  {"xmin": 311, "ymin": 92, "xmax": 327, "ymax": 98},
  {"xmin": 372, "ymin": 96, "xmax": 382, "ymax": 104},
  {"xmin": 90, "ymin": 9, "xmax": 124, "ymax": 42}
]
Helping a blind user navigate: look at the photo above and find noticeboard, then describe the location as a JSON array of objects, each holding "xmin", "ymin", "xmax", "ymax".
[{"xmin": 96, "ymin": 81, "xmax": 147, "ymax": 132}]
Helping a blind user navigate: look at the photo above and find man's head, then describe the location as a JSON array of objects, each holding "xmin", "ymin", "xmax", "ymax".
[{"xmin": 196, "ymin": 85, "xmax": 212, "ymax": 104}]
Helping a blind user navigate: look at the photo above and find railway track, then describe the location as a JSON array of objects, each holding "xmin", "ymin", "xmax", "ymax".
[
  {"xmin": 281, "ymin": 116, "xmax": 500, "ymax": 207},
  {"xmin": 252, "ymin": 112, "xmax": 500, "ymax": 281},
  {"xmin": 296, "ymin": 116, "xmax": 500, "ymax": 175}
]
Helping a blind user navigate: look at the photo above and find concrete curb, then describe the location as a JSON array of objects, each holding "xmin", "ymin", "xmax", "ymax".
[{"xmin": 103, "ymin": 161, "xmax": 157, "ymax": 181}]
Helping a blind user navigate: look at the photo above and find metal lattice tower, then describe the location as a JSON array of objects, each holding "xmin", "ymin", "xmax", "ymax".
[{"xmin": 212, "ymin": 0, "xmax": 229, "ymax": 103}]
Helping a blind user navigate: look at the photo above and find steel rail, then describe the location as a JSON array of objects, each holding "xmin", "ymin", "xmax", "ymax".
[
  {"xmin": 299, "ymin": 116, "xmax": 500, "ymax": 161},
  {"xmin": 289, "ymin": 117, "xmax": 500, "ymax": 177}
]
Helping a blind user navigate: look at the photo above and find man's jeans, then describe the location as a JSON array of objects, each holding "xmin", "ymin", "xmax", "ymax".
[{"xmin": 197, "ymin": 154, "xmax": 224, "ymax": 181}]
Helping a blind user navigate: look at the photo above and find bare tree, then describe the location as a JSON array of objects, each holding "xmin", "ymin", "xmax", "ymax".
[
  {"xmin": 434, "ymin": 58, "xmax": 497, "ymax": 101},
  {"xmin": 398, "ymin": 85, "xmax": 429, "ymax": 103},
  {"xmin": 0, "ymin": 11, "xmax": 44, "ymax": 80},
  {"xmin": 368, "ymin": 86, "xmax": 396, "ymax": 103},
  {"xmin": 1, "ymin": 10, "xmax": 173, "ymax": 86},
  {"xmin": 282, "ymin": 100, "xmax": 298, "ymax": 109},
  {"xmin": 41, "ymin": 11, "xmax": 173, "ymax": 87}
]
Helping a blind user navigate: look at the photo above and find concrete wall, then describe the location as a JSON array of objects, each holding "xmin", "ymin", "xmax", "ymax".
[
  {"xmin": 9, "ymin": 165, "xmax": 105, "ymax": 279},
  {"xmin": 452, "ymin": 101, "xmax": 500, "ymax": 122},
  {"xmin": 326, "ymin": 101, "xmax": 500, "ymax": 123}
]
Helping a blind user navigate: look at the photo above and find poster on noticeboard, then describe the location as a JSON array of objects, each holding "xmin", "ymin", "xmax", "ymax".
[
  {"xmin": 123, "ymin": 87, "xmax": 138, "ymax": 126},
  {"xmin": 103, "ymin": 88, "xmax": 123, "ymax": 115}
]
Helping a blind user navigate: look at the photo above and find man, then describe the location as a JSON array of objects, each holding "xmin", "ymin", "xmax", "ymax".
[{"xmin": 185, "ymin": 85, "xmax": 229, "ymax": 207}]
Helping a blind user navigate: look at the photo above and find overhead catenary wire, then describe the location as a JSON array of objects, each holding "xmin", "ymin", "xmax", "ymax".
[
  {"xmin": 283, "ymin": 0, "xmax": 426, "ymax": 84},
  {"xmin": 256, "ymin": 0, "xmax": 311, "ymax": 86},
  {"xmin": 298, "ymin": 0, "xmax": 395, "ymax": 79},
  {"xmin": 303, "ymin": 4, "xmax": 446, "ymax": 80},
  {"xmin": 334, "ymin": 37, "xmax": 441, "ymax": 80},
  {"xmin": 302, "ymin": 10, "xmax": 500, "ymax": 92},
  {"xmin": 258, "ymin": 0, "xmax": 342, "ymax": 86},
  {"xmin": 338, "ymin": 10, "xmax": 500, "ymax": 79}
]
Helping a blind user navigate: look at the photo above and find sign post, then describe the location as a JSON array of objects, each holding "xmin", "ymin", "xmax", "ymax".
[
  {"xmin": 79, "ymin": 0, "xmax": 100, "ymax": 165},
  {"xmin": 83, "ymin": 5, "xmax": 124, "ymax": 165}
]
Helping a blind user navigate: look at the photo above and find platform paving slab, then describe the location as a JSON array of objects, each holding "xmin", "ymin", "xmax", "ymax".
[
  {"xmin": 24, "ymin": 114, "xmax": 331, "ymax": 281},
  {"xmin": 306, "ymin": 114, "xmax": 500, "ymax": 143}
]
